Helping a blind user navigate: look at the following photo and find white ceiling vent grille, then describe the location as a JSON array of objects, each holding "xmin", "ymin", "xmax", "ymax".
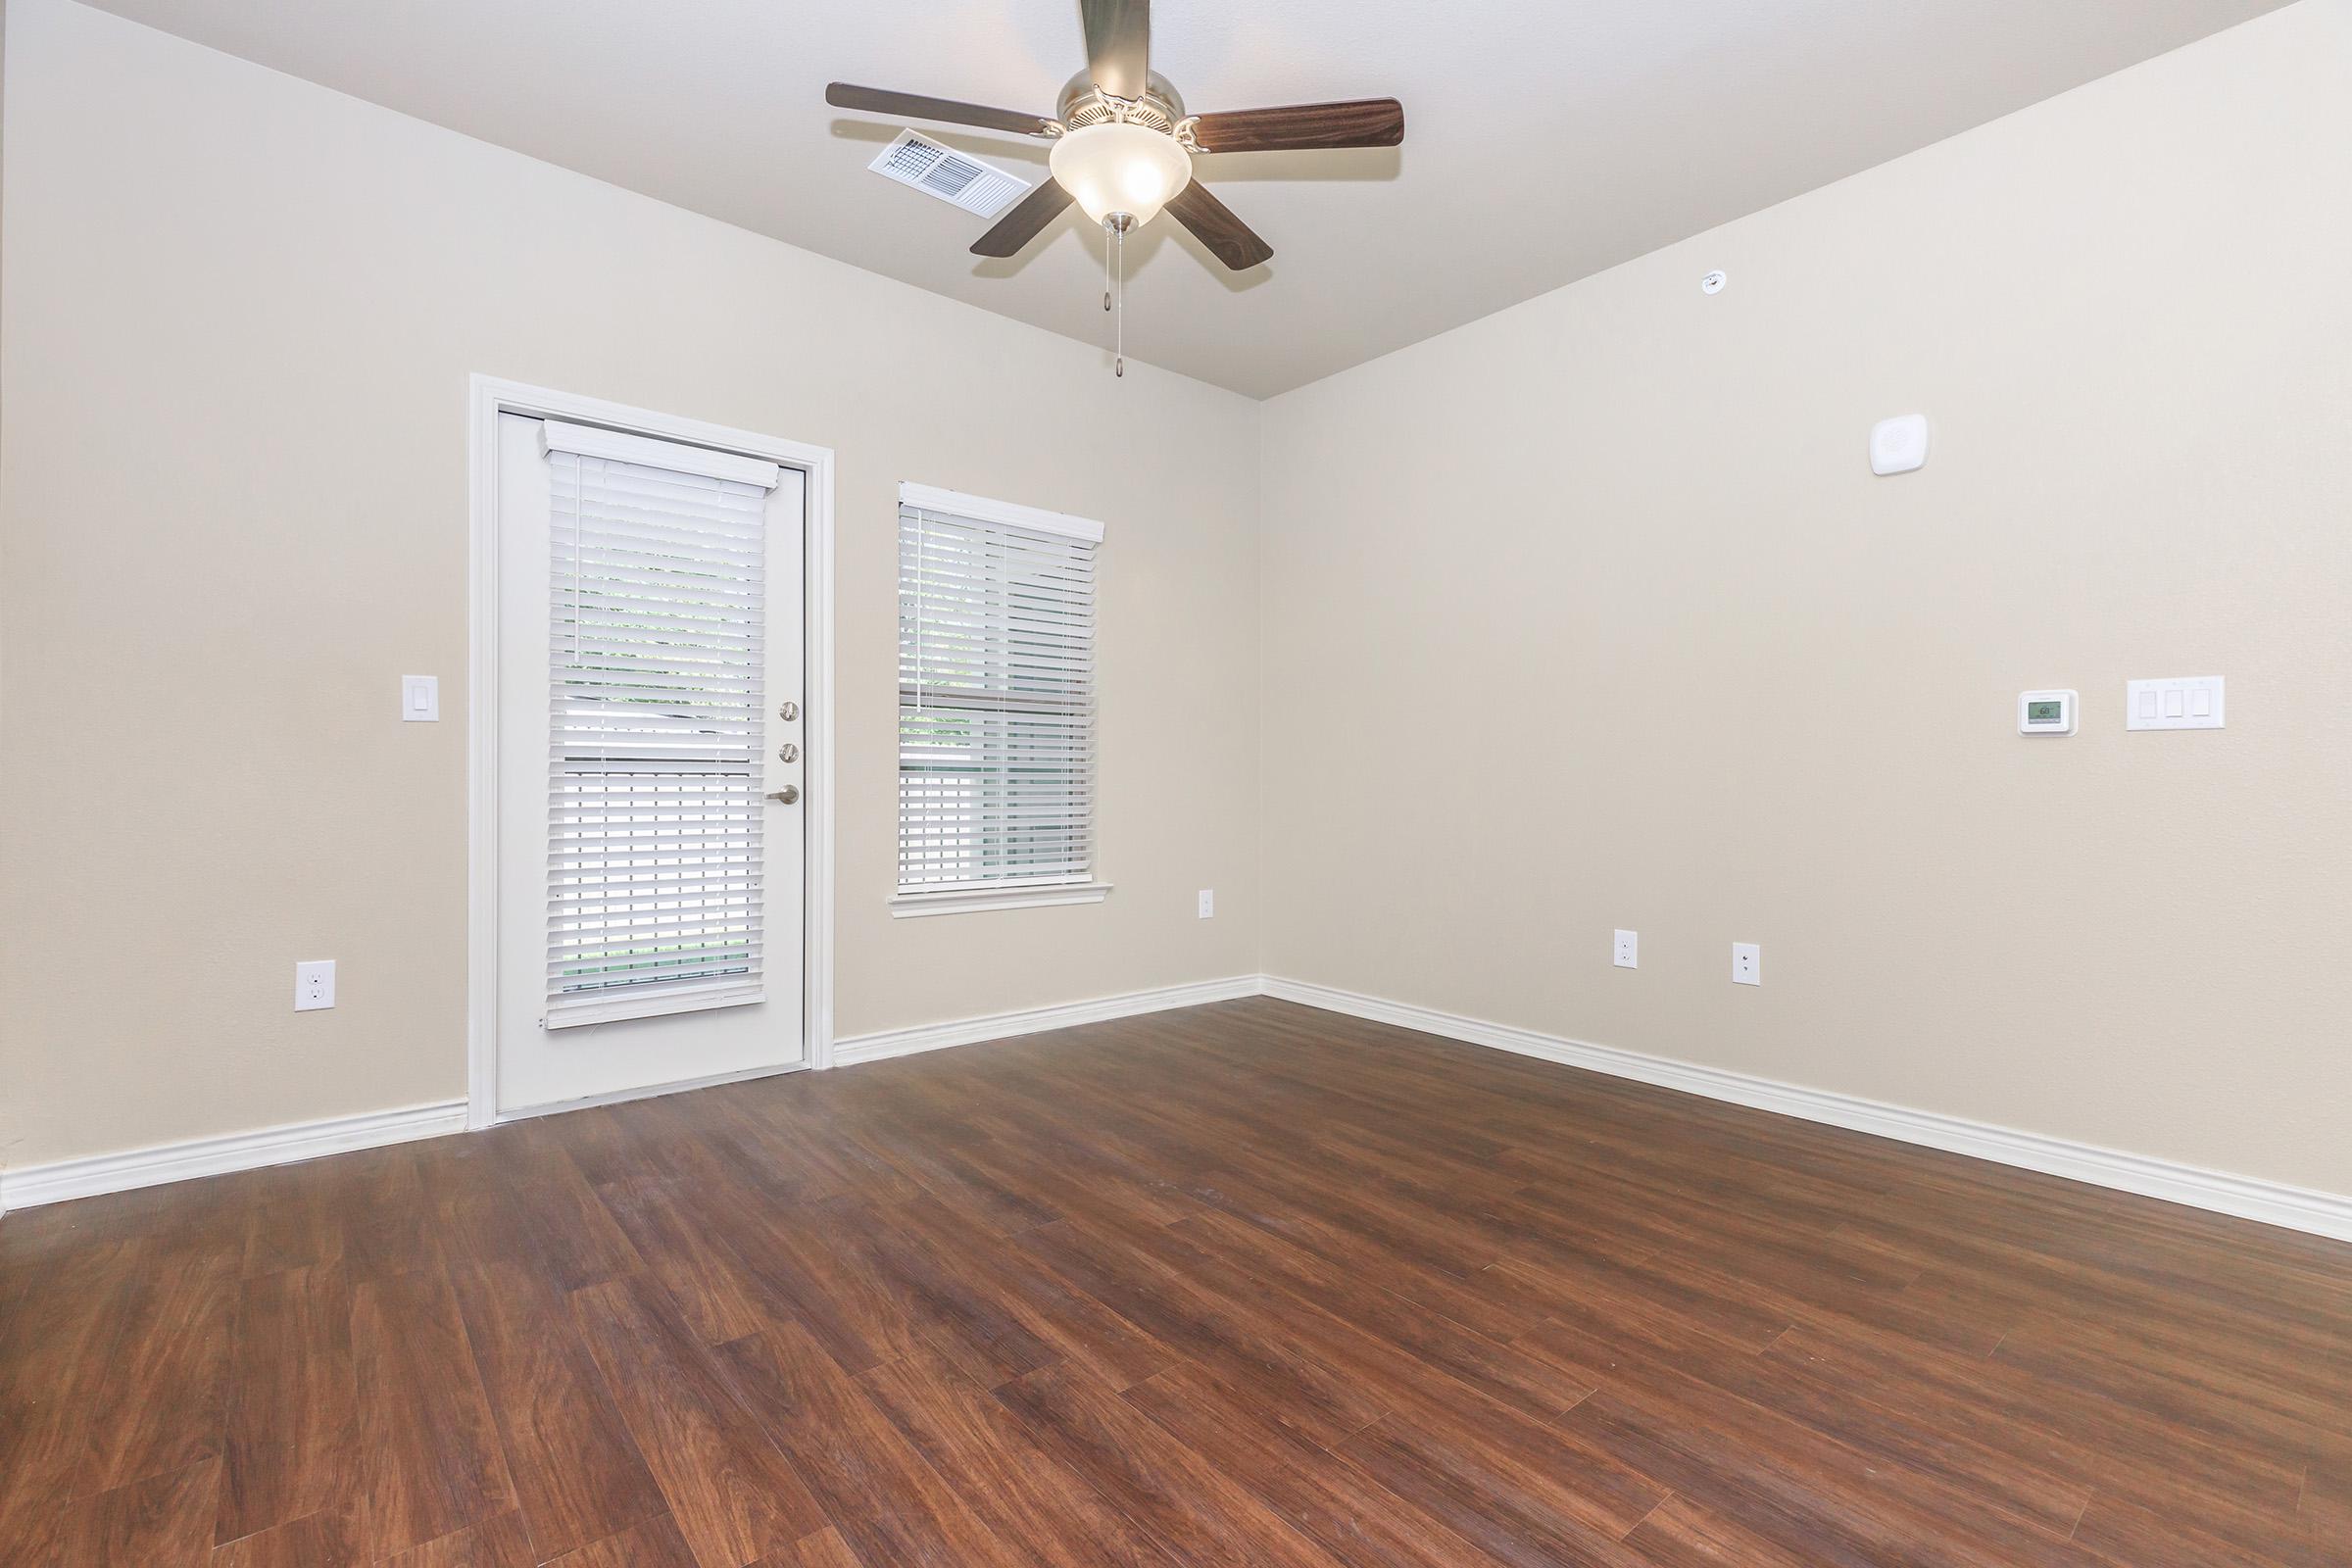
[{"xmin": 869, "ymin": 129, "xmax": 1031, "ymax": 219}]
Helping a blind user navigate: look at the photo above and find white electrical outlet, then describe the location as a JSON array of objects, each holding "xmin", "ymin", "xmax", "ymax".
[
  {"xmin": 1198, "ymin": 889, "xmax": 1215, "ymax": 919},
  {"xmin": 295, "ymin": 959, "xmax": 336, "ymax": 1011},
  {"xmin": 1613, "ymin": 929, "xmax": 1639, "ymax": 968},
  {"xmin": 1732, "ymin": 943, "xmax": 1761, "ymax": 986}
]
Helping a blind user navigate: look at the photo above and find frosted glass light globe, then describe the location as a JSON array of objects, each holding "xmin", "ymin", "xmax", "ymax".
[{"xmin": 1049, "ymin": 122, "xmax": 1193, "ymax": 226}]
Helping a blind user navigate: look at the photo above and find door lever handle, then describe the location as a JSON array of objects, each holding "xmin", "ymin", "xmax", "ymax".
[{"xmin": 766, "ymin": 785, "xmax": 801, "ymax": 805}]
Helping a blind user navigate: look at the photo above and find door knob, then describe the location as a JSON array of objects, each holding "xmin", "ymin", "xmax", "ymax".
[{"xmin": 766, "ymin": 785, "xmax": 800, "ymax": 805}]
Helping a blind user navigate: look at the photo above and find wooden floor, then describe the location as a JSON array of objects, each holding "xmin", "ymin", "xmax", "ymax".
[{"xmin": 3, "ymin": 999, "xmax": 2349, "ymax": 1566}]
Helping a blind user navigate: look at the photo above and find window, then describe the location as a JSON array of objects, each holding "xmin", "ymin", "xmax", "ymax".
[
  {"xmin": 895, "ymin": 483, "xmax": 1107, "ymax": 915},
  {"xmin": 543, "ymin": 421, "xmax": 786, "ymax": 1023}
]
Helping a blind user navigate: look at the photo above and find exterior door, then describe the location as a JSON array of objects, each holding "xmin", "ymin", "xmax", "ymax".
[{"xmin": 495, "ymin": 412, "xmax": 806, "ymax": 1114}]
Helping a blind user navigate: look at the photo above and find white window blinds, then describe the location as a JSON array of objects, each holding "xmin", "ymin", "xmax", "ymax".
[
  {"xmin": 544, "ymin": 421, "xmax": 781, "ymax": 1022},
  {"xmin": 898, "ymin": 486, "xmax": 1102, "ymax": 894}
]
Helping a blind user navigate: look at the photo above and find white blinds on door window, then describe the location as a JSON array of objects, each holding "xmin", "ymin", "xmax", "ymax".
[
  {"xmin": 543, "ymin": 421, "xmax": 781, "ymax": 1025},
  {"xmin": 899, "ymin": 491, "xmax": 1100, "ymax": 892}
]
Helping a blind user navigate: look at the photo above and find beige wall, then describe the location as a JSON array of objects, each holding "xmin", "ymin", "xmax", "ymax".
[
  {"xmin": 0, "ymin": 0, "xmax": 1260, "ymax": 1170},
  {"xmin": 7, "ymin": 0, "xmax": 2348, "ymax": 1202},
  {"xmin": 1259, "ymin": 0, "xmax": 2352, "ymax": 1196}
]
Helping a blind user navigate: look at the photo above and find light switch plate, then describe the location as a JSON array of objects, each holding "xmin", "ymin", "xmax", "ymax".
[
  {"xmin": 402, "ymin": 674, "xmax": 439, "ymax": 722},
  {"xmin": 1197, "ymin": 889, "xmax": 1215, "ymax": 919},
  {"xmin": 1613, "ymin": 929, "xmax": 1639, "ymax": 968},
  {"xmin": 1732, "ymin": 943, "xmax": 1761, "ymax": 986},
  {"xmin": 2126, "ymin": 675, "xmax": 2223, "ymax": 731}
]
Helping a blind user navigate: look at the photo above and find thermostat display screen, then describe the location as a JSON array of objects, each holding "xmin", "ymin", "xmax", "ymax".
[{"xmin": 2027, "ymin": 700, "xmax": 2064, "ymax": 723}]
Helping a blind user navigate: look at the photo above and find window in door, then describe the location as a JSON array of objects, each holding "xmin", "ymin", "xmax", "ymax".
[{"xmin": 543, "ymin": 424, "xmax": 785, "ymax": 1023}]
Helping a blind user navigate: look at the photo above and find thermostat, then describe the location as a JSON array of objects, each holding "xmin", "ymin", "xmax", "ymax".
[{"xmin": 2018, "ymin": 689, "xmax": 2078, "ymax": 736}]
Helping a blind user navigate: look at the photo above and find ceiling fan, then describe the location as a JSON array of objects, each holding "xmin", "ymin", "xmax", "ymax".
[{"xmin": 827, "ymin": 0, "xmax": 1403, "ymax": 372}]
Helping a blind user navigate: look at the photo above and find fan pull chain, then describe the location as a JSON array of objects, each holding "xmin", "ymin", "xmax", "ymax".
[
  {"xmin": 1114, "ymin": 220, "xmax": 1126, "ymax": 378},
  {"xmin": 1103, "ymin": 225, "xmax": 1112, "ymax": 314}
]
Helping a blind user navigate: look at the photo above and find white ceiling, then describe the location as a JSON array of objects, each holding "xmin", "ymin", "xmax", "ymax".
[{"xmin": 80, "ymin": 0, "xmax": 2286, "ymax": 397}]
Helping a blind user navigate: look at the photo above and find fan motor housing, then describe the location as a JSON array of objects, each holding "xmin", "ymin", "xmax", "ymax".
[{"xmin": 1057, "ymin": 70, "xmax": 1188, "ymax": 136}]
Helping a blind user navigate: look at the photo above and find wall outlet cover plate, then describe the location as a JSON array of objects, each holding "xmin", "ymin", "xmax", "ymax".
[{"xmin": 295, "ymin": 959, "xmax": 336, "ymax": 1011}]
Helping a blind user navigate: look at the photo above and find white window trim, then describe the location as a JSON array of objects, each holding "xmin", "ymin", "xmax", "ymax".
[
  {"xmin": 896, "ymin": 481, "xmax": 1104, "ymax": 915},
  {"xmin": 467, "ymin": 375, "xmax": 838, "ymax": 1127}
]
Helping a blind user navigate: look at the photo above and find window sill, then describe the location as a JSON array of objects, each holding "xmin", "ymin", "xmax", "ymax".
[{"xmin": 890, "ymin": 882, "xmax": 1114, "ymax": 918}]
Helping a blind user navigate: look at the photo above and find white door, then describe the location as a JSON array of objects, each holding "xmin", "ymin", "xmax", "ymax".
[{"xmin": 495, "ymin": 412, "xmax": 806, "ymax": 1114}]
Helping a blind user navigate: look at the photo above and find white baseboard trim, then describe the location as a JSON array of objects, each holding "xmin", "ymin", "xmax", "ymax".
[
  {"xmin": 0, "ymin": 975, "xmax": 1257, "ymax": 1216},
  {"xmin": 12, "ymin": 977, "xmax": 2343, "ymax": 1246},
  {"xmin": 834, "ymin": 975, "xmax": 1263, "ymax": 1067},
  {"xmin": 1262, "ymin": 975, "xmax": 2352, "ymax": 1245},
  {"xmin": 0, "ymin": 1100, "xmax": 468, "ymax": 1214}
]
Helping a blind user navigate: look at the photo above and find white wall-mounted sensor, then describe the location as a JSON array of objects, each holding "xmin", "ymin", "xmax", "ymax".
[
  {"xmin": 1870, "ymin": 414, "xmax": 1930, "ymax": 475},
  {"xmin": 2018, "ymin": 689, "xmax": 2078, "ymax": 735},
  {"xmin": 1700, "ymin": 270, "xmax": 1727, "ymax": 295}
]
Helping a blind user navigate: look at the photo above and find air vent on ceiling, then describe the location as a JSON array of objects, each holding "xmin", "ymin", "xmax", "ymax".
[{"xmin": 869, "ymin": 129, "xmax": 1031, "ymax": 219}]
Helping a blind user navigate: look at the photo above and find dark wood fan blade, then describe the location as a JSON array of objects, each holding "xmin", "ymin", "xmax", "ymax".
[
  {"xmin": 970, "ymin": 180, "xmax": 1077, "ymax": 258},
  {"xmin": 1188, "ymin": 98, "xmax": 1404, "ymax": 154},
  {"xmin": 1165, "ymin": 181, "xmax": 1272, "ymax": 270},
  {"xmin": 1080, "ymin": 0, "xmax": 1151, "ymax": 100},
  {"xmin": 825, "ymin": 83, "xmax": 1055, "ymax": 138}
]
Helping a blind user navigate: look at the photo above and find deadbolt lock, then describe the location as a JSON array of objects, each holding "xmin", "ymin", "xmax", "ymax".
[
  {"xmin": 777, "ymin": 700, "xmax": 800, "ymax": 722},
  {"xmin": 776, "ymin": 742, "xmax": 800, "ymax": 763}
]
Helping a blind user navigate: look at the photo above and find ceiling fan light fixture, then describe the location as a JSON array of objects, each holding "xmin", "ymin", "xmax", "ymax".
[
  {"xmin": 833, "ymin": 1, "xmax": 1406, "ymax": 277},
  {"xmin": 1049, "ymin": 122, "xmax": 1192, "ymax": 227}
]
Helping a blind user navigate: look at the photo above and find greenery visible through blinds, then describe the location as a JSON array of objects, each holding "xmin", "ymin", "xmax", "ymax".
[
  {"xmin": 548, "ymin": 450, "xmax": 767, "ymax": 1007},
  {"xmin": 899, "ymin": 503, "xmax": 1097, "ymax": 891}
]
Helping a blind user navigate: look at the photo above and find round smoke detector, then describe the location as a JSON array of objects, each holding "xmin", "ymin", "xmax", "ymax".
[{"xmin": 1700, "ymin": 270, "xmax": 1727, "ymax": 295}]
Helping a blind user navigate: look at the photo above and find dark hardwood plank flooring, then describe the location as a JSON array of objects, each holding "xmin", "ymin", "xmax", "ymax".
[{"xmin": 3, "ymin": 996, "xmax": 2349, "ymax": 1565}]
